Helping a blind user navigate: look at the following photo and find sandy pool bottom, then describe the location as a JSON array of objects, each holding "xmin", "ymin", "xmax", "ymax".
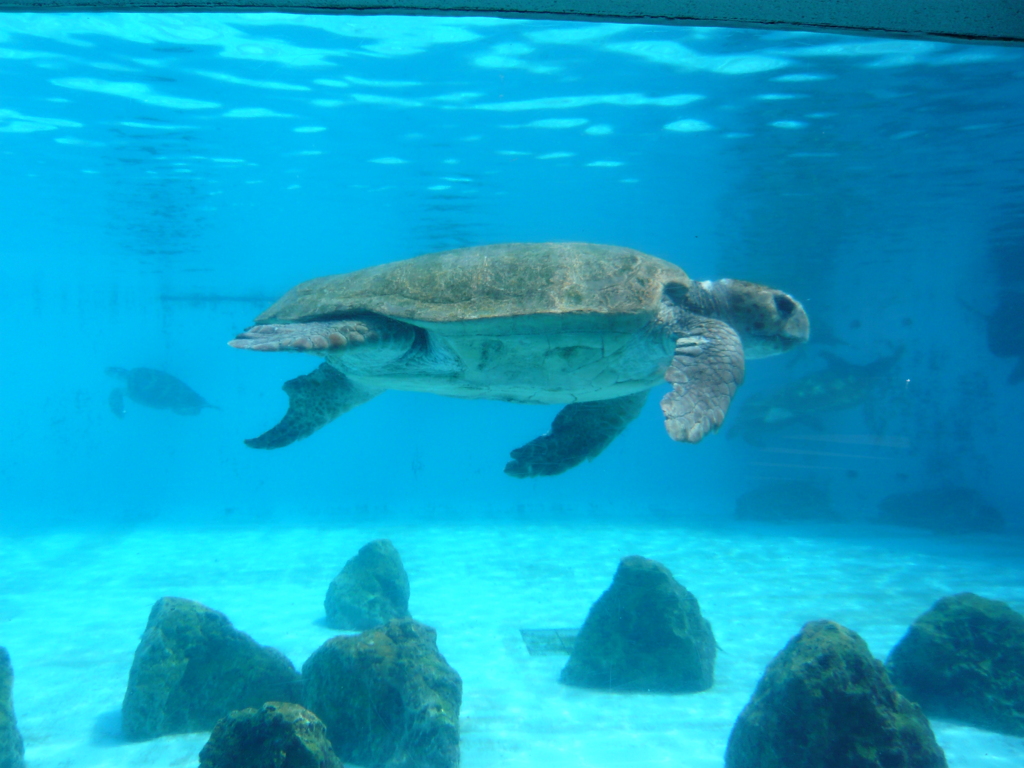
[{"xmin": 1, "ymin": 517, "xmax": 1022, "ymax": 767}]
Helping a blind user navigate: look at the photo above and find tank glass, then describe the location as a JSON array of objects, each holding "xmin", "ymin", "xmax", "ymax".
[{"xmin": 0, "ymin": 12, "xmax": 1022, "ymax": 768}]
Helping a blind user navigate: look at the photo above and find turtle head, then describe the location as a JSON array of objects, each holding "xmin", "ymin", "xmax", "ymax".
[{"xmin": 702, "ymin": 279, "xmax": 810, "ymax": 359}]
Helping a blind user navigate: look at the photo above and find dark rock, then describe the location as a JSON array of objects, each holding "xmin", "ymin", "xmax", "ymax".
[
  {"xmin": 876, "ymin": 488, "xmax": 1003, "ymax": 533},
  {"xmin": 0, "ymin": 648, "xmax": 24, "ymax": 768},
  {"xmin": 735, "ymin": 481, "xmax": 838, "ymax": 522},
  {"xmin": 886, "ymin": 592, "xmax": 1024, "ymax": 736},
  {"xmin": 122, "ymin": 597, "xmax": 302, "ymax": 740},
  {"xmin": 199, "ymin": 702, "xmax": 342, "ymax": 768},
  {"xmin": 302, "ymin": 618, "xmax": 461, "ymax": 768},
  {"xmin": 559, "ymin": 555, "xmax": 715, "ymax": 692},
  {"xmin": 325, "ymin": 539, "xmax": 411, "ymax": 630},
  {"xmin": 725, "ymin": 620, "xmax": 946, "ymax": 768}
]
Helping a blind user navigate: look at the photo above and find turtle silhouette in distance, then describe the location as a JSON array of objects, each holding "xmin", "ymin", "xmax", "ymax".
[
  {"xmin": 107, "ymin": 367, "xmax": 217, "ymax": 418},
  {"xmin": 229, "ymin": 242, "xmax": 809, "ymax": 477}
]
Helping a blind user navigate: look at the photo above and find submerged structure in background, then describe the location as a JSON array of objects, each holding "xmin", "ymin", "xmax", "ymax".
[
  {"xmin": 729, "ymin": 348, "xmax": 903, "ymax": 446},
  {"xmin": 985, "ymin": 291, "xmax": 1024, "ymax": 385}
]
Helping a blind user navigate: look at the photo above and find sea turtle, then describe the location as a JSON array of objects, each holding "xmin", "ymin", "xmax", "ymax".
[
  {"xmin": 107, "ymin": 367, "xmax": 217, "ymax": 418},
  {"xmin": 229, "ymin": 242, "xmax": 809, "ymax": 477}
]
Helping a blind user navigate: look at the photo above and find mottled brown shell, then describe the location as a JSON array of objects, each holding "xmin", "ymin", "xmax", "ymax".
[{"xmin": 255, "ymin": 242, "xmax": 690, "ymax": 324}]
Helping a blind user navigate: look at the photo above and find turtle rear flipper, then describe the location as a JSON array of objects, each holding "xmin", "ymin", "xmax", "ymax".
[
  {"xmin": 505, "ymin": 391, "xmax": 648, "ymax": 478},
  {"xmin": 246, "ymin": 363, "xmax": 382, "ymax": 449},
  {"xmin": 661, "ymin": 316, "xmax": 744, "ymax": 443}
]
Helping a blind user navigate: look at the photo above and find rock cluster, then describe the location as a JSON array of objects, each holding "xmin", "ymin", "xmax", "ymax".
[
  {"xmin": 303, "ymin": 618, "xmax": 461, "ymax": 768},
  {"xmin": 725, "ymin": 620, "xmax": 946, "ymax": 768},
  {"xmin": 0, "ymin": 648, "xmax": 24, "ymax": 768},
  {"xmin": 122, "ymin": 543, "xmax": 462, "ymax": 766},
  {"xmin": 199, "ymin": 702, "xmax": 341, "ymax": 768},
  {"xmin": 122, "ymin": 597, "xmax": 302, "ymax": 740},
  {"xmin": 325, "ymin": 539, "xmax": 411, "ymax": 630},
  {"xmin": 560, "ymin": 555, "xmax": 716, "ymax": 692},
  {"xmin": 886, "ymin": 592, "xmax": 1024, "ymax": 735}
]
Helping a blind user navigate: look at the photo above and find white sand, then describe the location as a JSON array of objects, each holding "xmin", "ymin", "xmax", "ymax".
[{"xmin": 2, "ymin": 517, "xmax": 1023, "ymax": 767}]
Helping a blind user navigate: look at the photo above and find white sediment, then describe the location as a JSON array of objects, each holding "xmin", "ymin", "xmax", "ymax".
[{"xmin": 1, "ymin": 518, "xmax": 1021, "ymax": 767}]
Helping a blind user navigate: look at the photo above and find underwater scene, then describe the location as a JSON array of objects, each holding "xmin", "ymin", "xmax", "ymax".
[{"xmin": 1, "ymin": 10, "xmax": 1023, "ymax": 768}]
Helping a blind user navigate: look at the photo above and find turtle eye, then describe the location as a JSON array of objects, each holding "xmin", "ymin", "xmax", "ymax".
[{"xmin": 774, "ymin": 294, "xmax": 796, "ymax": 316}]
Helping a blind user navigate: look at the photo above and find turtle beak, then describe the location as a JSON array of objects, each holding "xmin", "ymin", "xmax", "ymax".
[
  {"xmin": 742, "ymin": 290, "xmax": 810, "ymax": 359},
  {"xmin": 775, "ymin": 292, "xmax": 810, "ymax": 347}
]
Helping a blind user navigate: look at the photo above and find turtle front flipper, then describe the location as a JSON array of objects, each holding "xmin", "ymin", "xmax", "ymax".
[
  {"xmin": 229, "ymin": 317, "xmax": 411, "ymax": 353},
  {"xmin": 505, "ymin": 391, "xmax": 648, "ymax": 478},
  {"xmin": 661, "ymin": 316, "xmax": 745, "ymax": 443},
  {"xmin": 246, "ymin": 363, "xmax": 382, "ymax": 449}
]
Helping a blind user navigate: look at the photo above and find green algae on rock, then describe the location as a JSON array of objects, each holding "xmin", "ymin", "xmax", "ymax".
[
  {"xmin": 122, "ymin": 597, "xmax": 302, "ymax": 740},
  {"xmin": 302, "ymin": 618, "xmax": 461, "ymax": 768},
  {"xmin": 199, "ymin": 702, "xmax": 342, "ymax": 768},
  {"xmin": 560, "ymin": 555, "xmax": 716, "ymax": 692},
  {"xmin": 726, "ymin": 620, "xmax": 946, "ymax": 768},
  {"xmin": 887, "ymin": 592, "xmax": 1024, "ymax": 736},
  {"xmin": 0, "ymin": 648, "xmax": 24, "ymax": 768},
  {"xmin": 325, "ymin": 539, "xmax": 411, "ymax": 630}
]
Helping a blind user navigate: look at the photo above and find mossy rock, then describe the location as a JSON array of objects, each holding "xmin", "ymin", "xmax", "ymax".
[
  {"xmin": 325, "ymin": 539, "xmax": 411, "ymax": 630},
  {"xmin": 560, "ymin": 555, "xmax": 716, "ymax": 692},
  {"xmin": 887, "ymin": 592, "xmax": 1024, "ymax": 735},
  {"xmin": 303, "ymin": 619, "xmax": 461, "ymax": 768},
  {"xmin": 0, "ymin": 648, "xmax": 24, "ymax": 768},
  {"xmin": 122, "ymin": 597, "xmax": 302, "ymax": 740},
  {"xmin": 199, "ymin": 702, "xmax": 342, "ymax": 768},
  {"xmin": 726, "ymin": 620, "xmax": 946, "ymax": 768}
]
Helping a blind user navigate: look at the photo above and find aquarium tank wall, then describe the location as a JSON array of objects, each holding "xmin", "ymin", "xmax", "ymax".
[{"xmin": 0, "ymin": 5, "xmax": 1022, "ymax": 768}]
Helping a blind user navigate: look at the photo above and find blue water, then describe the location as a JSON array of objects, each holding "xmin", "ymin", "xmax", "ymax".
[
  {"xmin": 0, "ymin": 14, "xmax": 1023, "ymax": 765},
  {"xmin": 2, "ymin": 14, "xmax": 1020, "ymax": 530}
]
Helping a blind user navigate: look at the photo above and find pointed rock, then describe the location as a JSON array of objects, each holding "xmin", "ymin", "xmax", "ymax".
[
  {"xmin": 303, "ymin": 619, "xmax": 461, "ymax": 768},
  {"xmin": 726, "ymin": 620, "xmax": 946, "ymax": 768},
  {"xmin": 887, "ymin": 592, "xmax": 1024, "ymax": 736},
  {"xmin": 560, "ymin": 555, "xmax": 716, "ymax": 692},
  {"xmin": 325, "ymin": 539, "xmax": 411, "ymax": 630},
  {"xmin": 122, "ymin": 597, "xmax": 302, "ymax": 740}
]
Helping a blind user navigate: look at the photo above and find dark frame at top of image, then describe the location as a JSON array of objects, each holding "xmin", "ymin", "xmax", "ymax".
[{"xmin": 0, "ymin": 0, "xmax": 1022, "ymax": 47}]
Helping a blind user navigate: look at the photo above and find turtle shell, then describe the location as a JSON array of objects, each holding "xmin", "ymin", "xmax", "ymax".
[{"xmin": 255, "ymin": 242, "xmax": 690, "ymax": 325}]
